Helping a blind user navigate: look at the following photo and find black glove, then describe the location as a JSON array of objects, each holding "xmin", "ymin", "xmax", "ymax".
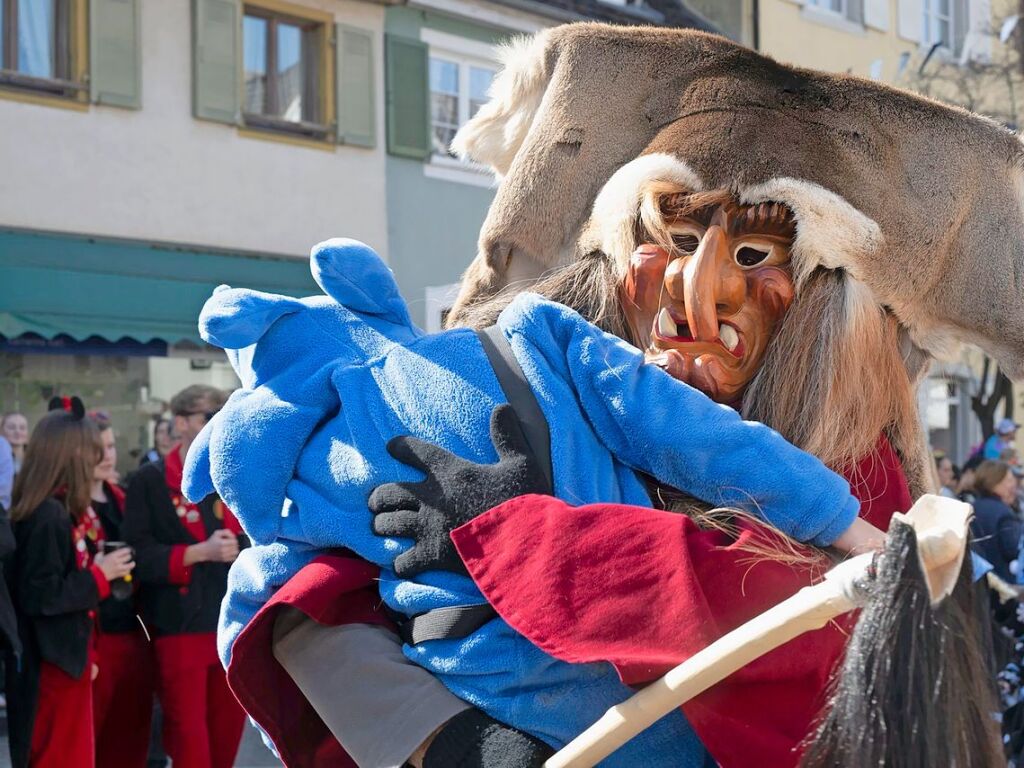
[
  {"xmin": 423, "ymin": 708, "xmax": 555, "ymax": 768},
  {"xmin": 370, "ymin": 404, "xmax": 551, "ymax": 578}
]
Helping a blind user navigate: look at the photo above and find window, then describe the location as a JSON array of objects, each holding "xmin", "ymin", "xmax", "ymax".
[
  {"xmin": 242, "ymin": 3, "xmax": 329, "ymax": 138},
  {"xmin": 923, "ymin": 0, "xmax": 952, "ymax": 49},
  {"xmin": 807, "ymin": 0, "xmax": 846, "ymax": 14},
  {"xmin": 428, "ymin": 53, "xmax": 495, "ymax": 159},
  {"xmin": 0, "ymin": 0, "xmax": 85, "ymax": 98}
]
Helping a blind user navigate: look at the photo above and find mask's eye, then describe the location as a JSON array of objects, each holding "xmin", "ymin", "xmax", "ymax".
[
  {"xmin": 735, "ymin": 244, "xmax": 771, "ymax": 268},
  {"xmin": 672, "ymin": 233, "xmax": 700, "ymax": 255}
]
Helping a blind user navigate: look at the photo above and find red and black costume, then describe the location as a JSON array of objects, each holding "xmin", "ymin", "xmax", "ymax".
[
  {"xmin": 91, "ymin": 481, "xmax": 156, "ymax": 768},
  {"xmin": 225, "ymin": 435, "xmax": 911, "ymax": 768},
  {"xmin": 123, "ymin": 446, "xmax": 246, "ymax": 768},
  {"xmin": 6, "ymin": 497, "xmax": 110, "ymax": 768}
]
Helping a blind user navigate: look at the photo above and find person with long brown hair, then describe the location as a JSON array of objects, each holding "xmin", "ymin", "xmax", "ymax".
[
  {"xmin": 5, "ymin": 397, "xmax": 135, "ymax": 768},
  {"xmin": 87, "ymin": 412, "xmax": 155, "ymax": 768}
]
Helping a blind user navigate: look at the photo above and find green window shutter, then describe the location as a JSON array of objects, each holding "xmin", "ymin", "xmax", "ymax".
[
  {"xmin": 337, "ymin": 25, "xmax": 376, "ymax": 148},
  {"xmin": 192, "ymin": 0, "xmax": 239, "ymax": 124},
  {"xmin": 385, "ymin": 34, "xmax": 429, "ymax": 160},
  {"xmin": 89, "ymin": 0, "xmax": 141, "ymax": 108}
]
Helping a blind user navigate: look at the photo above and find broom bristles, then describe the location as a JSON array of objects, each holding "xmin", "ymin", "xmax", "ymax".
[{"xmin": 801, "ymin": 521, "xmax": 1002, "ymax": 767}]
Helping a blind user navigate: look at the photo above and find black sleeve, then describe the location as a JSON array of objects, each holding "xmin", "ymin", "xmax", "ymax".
[
  {"xmin": 17, "ymin": 504, "xmax": 99, "ymax": 617},
  {"xmin": 0, "ymin": 506, "xmax": 15, "ymax": 562},
  {"xmin": 122, "ymin": 468, "xmax": 174, "ymax": 585}
]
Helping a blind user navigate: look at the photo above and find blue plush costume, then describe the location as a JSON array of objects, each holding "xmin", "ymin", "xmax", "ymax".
[{"xmin": 185, "ymin": 239, "xmax": 859, "ymax": 766}]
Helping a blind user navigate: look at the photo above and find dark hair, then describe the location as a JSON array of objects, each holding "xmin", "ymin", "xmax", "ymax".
[
  {"xmin": 170, "ymin": 385, "xmax": 228, "ymax": 417},
  {"xmin": 802, "ymin": 522, "xmax": 1002, "ymax": 766},
  {"xmin": 11, "ymin": 412, "xmax": 102, "ymax": 522}
]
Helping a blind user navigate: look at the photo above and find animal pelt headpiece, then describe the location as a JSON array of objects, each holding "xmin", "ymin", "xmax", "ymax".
[{"xmin": 447, "ymin": 23, "xmax": 1024, "ymax": 494}]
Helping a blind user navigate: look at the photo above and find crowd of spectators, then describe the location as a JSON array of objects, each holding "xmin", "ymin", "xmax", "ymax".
[{"xmin": 0, "ymin": 387, "xmax": 244, "ymax": 768}]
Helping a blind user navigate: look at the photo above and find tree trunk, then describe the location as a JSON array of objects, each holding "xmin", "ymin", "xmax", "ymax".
[{"xmin": 971, "ymin": 356, "xmax": 1014, "ymax": 440}]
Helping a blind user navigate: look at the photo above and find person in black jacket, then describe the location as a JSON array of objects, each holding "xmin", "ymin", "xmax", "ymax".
[
  {"xmin": 971, "ymin": 460, "xmax": 1023, "ymax": 583},
  {"xmin": 123, "ymin": 385, "xmax": 245, "ymax": 768},
  {"xmin": 88, "ymin": 412, "xmax": 155, "ymax": 768},
  {"xmin": 6, "ymin": 398, "xmax": 134, "ymax": 768}
]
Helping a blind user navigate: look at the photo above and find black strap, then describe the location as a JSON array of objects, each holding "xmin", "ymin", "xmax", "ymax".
[
  {"xmin": 476, "ymin": 325, "xmax": 554, "ymax": 492},
  {"xmin": 394, "ymin": 327, "xmax": 553, "ymax": 647},
  {"xmin": 397, "ymin": 603, "xmax": 497, "ymax": 645}
]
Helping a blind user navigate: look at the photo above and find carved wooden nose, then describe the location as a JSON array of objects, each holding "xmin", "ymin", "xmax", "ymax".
[{"xmin": 673, "ymin": 226, "xmax": 747, "ymax": 341}]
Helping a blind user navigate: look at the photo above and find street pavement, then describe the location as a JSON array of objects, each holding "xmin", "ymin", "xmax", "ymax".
[{"xmin": 0, "ymin": 716, "xmax": 282, "ymax": 767}]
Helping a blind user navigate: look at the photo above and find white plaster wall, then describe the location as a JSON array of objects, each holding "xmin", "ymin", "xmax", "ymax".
[{"xmin": 0, "ymin": 0, "xmax": 388, "ymax": 260}]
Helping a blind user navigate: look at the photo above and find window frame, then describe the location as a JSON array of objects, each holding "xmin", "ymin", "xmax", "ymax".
[
  {"xmin": 240, "ymin": 0, "xmax": 335, "ymax": 142},
  {"xmin": 922, "ymin": 0, "xmax": 954, "ymax": 51},
  {"xmin": 421, "ymin": 29, "xmax": 498, "ymax": 184},
  {"xmin": 806, "ymin": 0, "xmax": 848, "ymax": 17},
  {"xmin": 0, "ymin": 0, "xmax": 88, "ymax": 103}
]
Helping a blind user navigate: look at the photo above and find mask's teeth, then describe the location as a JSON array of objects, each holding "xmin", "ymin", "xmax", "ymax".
[
  {"xmin": 657, "ymin": 308, "xmax": 678, "ymax": 337},
  {"xmin": 720, "ymin": 324, "xmax": 739, "ymax": 352}
]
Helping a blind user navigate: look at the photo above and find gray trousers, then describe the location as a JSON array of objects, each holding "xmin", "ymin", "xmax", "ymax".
[{"xmin": 272, "ymin": 609, "xmax": 471, "ymax": 768}]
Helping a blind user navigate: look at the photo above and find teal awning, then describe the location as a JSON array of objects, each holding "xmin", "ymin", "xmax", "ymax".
[{"xmin": 0, "ymin": 228, "xmax": 320, "ymax": 346}]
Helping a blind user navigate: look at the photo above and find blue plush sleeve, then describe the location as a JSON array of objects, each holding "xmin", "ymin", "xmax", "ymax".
[
  {"xmin": 504, "ymin": 295, "xmax": 859, "ymax": 547},
  {"xmin": 217, "ymin": 538, "xmax": 320, "ymax": 666}
]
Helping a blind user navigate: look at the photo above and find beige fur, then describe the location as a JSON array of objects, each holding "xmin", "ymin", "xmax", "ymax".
[
  {"xmin": 584, "ymin": 153, "xmax": 705, "ymax": 274},
  {"xmin": 450, "ymin": 31, "xmax": 553, "ymax": 179},
  {"xmin": 738, "ymin": 178, "xmax": 884, "ymax": 291}
]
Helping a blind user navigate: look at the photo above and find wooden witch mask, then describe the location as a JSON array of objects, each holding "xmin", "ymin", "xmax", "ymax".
[{"xmin": 447, "ymin": 23, "xmax": 1024, "ymax": 381}]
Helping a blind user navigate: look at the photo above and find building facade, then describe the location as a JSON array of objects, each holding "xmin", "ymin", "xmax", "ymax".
[
  {"xmin": 0, "ymin": 0, "xmax": 714, "ymax": 468},
  {"xmin": 1, "ymin": 0, "xmax": 388, "ymax": 469}
]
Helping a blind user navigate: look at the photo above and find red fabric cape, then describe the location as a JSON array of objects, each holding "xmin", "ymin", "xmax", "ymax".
[{"xmin": 226, "ymin": 436, "xmax": 911, "ymax": 767}]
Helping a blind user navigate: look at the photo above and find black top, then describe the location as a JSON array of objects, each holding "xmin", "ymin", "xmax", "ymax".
[
  {"xmin": 6, "ymin": 497, "xmax": 103, "ymax": 767},
  {"xmin": 11, "ymin": 498, "xmax": 100, "ymax": 677},
  {"xmin": 122, "ymin": 460, "xmax": 231, "ymax": 637},
  {"xmin": 94, "ymin": 487, "xmax": 138, "ymax": 635}
]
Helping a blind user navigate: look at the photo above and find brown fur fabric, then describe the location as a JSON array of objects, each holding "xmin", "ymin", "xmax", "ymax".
[{"xmin": 450, "ymin": 23, "xmax": 1024, "ymax": 382}]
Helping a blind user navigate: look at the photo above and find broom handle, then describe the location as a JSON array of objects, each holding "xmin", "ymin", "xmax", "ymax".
[{"xmin": 544, "ymin": 553, "xmax": 872, "ymax": 768}]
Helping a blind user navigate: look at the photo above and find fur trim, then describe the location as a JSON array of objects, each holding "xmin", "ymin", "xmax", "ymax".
[
  {"xmin": 740, "ymin": 178, "xmax": 884, "ymax": 289},
  {"xmin": 451, "ymin": 31, "xmax": 552, "ymax": 178},
  {"xmin": 582, "ymin": 153, "xmax": 705, "ymax": 273}
]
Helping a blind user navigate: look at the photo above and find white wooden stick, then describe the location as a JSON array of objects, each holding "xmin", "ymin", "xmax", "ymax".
[{"xmin": 545, "ymin": 495, "xmax": 971, "ymax": 768}]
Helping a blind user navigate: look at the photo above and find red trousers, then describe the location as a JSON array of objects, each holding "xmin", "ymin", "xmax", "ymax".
[
  {"xmin": 154, "ymin": 633, "xmax": 246, "ymax": 768},
  {"xmin": 93, "ymin": 631, "xmax": 155, "ymax": 768},
  {"xmin": 31, "ymin": 661, "xmax": 94, "ymax": 768}
]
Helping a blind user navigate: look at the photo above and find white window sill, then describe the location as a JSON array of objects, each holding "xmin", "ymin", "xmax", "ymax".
[
  {"xmin": 424, "ymin": 155, "xmax": 497, "ymax": 188},
  {"xmin": 800, "ymin": 6, "xmax": 865, "ymax": 35}
]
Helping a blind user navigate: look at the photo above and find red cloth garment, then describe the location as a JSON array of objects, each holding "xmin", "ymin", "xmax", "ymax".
[
  {"xmin": 31, "ymin": 661, "xmax": 95, "ymax": 768},
  {"xmin": 155, "ymin": 632, "xmax": 247, "ymax": 768},
  {"xmin": 93, "ymin": 631, "xmax": 156, "ymax": 768},
  {"xmin": 225, "ymin": 553, "xmax": 393, "ymax": 768},
  {"xmin": 450, "ymin": 434, "xmax": 912, "ymax": 768}
]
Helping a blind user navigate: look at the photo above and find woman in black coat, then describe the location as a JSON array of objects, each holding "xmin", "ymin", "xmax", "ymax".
[
  {"xmin": 5, "ymin": 399, "xmax": 134, "ymax": 768},
  {"xmin": 970, "ymin": 460, "xmax": 1023, "ymax": 583}
]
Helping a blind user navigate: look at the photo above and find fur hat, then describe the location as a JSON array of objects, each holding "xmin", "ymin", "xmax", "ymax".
[{"xmin": 449, "ymin": 23, "xmax": 1024, "ymax": 382}]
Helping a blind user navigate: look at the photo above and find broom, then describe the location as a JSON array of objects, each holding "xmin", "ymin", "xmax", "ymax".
[{"xmin": 545, "ymin": 494, "xmax": 994, "ymax": 768}]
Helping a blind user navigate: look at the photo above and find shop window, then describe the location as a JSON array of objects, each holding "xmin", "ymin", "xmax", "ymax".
[
  {"xmin": 242, "ymin": 2, "xmax": 330, "ymax": 138},
  {"xmin": 0, "ymin": 0, "xmax": 86, "ymax": 99}
]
